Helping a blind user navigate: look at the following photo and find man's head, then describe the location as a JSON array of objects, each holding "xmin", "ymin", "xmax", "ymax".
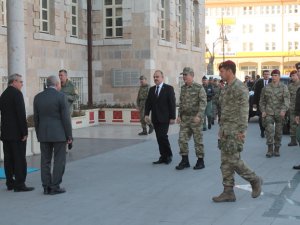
[
  {"xmin": 8, "ymin": 74, "xmax": 23, "ymax": 91},
  {"xmin": 290, "ymin": 70, "xmax": 299, "ymax": 83},
  {"xmin": 153, "ymin": 70, "xmax": 164, "ymax": 85},
  {"xmin": 218, "ymin": 60, "xmax": 236, "ymax": 82},
  {"xmin": 139, "ymin": 75, "xmax": 147, "ymax": 86},
  {"xmin": 202, "ymin": 75, "xmax": 208, "ymax": 85},
  {"xmin": 59, "ymin": 69, "xmax": 68, "ymax": 85},
  {"xmin": 271, "ymin": 69, "xmax": 280, "ymax": 83},
  {"xmin": 213, "ymin": 78, "xmax": 219, "ymax": 85},
  {"xmin": 209, "ymin": 76, "xmax": 214, "ymax": 84},
  {"xmin": 181, "ymin": 67, "xmax": 194, "ymax": 85},
  {"xmin": 47, "ymin": 75, "xmax": 61, "ymax": 91},
  {"xmin": 262, "ymin": 70, "xmax": 270, "ymax": 80},
  {"xmin": 244, "ymin": 75, "xmax": 250, "ymax": 82},
  {"xmin": 295, "ymin": 62, "xmax": 300, "ymax": 77}
]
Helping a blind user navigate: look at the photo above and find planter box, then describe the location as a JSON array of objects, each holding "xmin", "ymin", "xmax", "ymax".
[{"xmin": 98, "ymin": 108, "xmax": 140, "ymax": 125}]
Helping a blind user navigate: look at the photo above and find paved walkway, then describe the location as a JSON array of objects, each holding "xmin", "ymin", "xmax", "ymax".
[{"xmin": 1, "ymin": 119, "xmax": 300, "ymax": 225}]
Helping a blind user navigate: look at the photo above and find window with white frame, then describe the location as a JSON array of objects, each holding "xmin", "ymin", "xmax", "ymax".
[
  {"xmin": 272, "ymin": 42, "xmax": 276, "ymax": 50},
  {"xmin": 40, "ymin": 0, "xmax": 50, "ymax": 33},
  {"xmin": 271, "ymin": 24, "xmax": 276, "ymax": 32},
  {"xmin": 112, "ymin": 69, "xmax": 140, "ymax": 87},
  {"xmin": 192, "ymin": 1, "xmax": 200, "ymax": 47},
  {"xmin": 0, "ymin": 0, "xmax": 6, "ymax": 27},
  {"xmin": 104, "ymin": 0, "xmax": 123, "ymax": 38},
  {"xmin": 177, "ymin": 0, "xmax": 186, "ymax": 44},
  {"xmin": 265, "ymin": 42, "xmax": 269, "ymax": 51},
  {"xmin": 265, "ymin": 24, "xmax": 269, "ymax": 32},
  {"xmin": 160, "ymin": 0, "xmax": 166, "ymax": 40},
  {"xmin": 71, "ymin": 0, "xmax": 78, "ymax": 37},
  {"xmin": 288, "ymin": 41, "xmax": 299, "ymax": 50}
]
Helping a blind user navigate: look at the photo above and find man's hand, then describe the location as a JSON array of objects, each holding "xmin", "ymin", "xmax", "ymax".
[
  {"xmin": 144, "ymin": 116, "xmax": 151, "ymax": 124},
  {"xmin": 169, "ymin": 119, "xmax": 175, "ymax": 124},
  {"xmin": 295, "ymin": 116, "xmax": 300, "ymax": 124},
  {"xmin": 253, "ymin": 104, "xmax": 257, "ymax": 109},
  {"xmin": 262, "ymin": 112, "xmax": 266, "ymax": 117},
  {"xmin": 237, "ymin": 132, "xmax": 245, "ymax": 141},
  {"xmin": 176, "ymin": 117, "xmax": 181, "ymax": 124},
  {"xmin": 280, "ymin": 111, "xmax": 286, "ymax": 119},
  {"xmin": 21, "ymin": 136, "xmax": 27, "ymax": 142},
  {"xmin": 193, "ymin": 116, "xmax": 201, "ymax": 124}
]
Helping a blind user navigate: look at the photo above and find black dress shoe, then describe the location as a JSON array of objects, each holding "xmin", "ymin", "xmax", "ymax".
[
  {"xmin": 293, "ymin": 165, "xmax": 300, "ymax": 170},
  {"xmin": 153, "ymin": 157, "xmax": 165, "ymax": 164},
  {"xmin": 50, "ymin": 187, "xmax": 66, "ymax": 195},
  {"xmin": 164, "ymin": 157, "xmax": 172, "ymax": 165},
  {"xmin": 43, "ymin": 187, "xmax": 51, "ymax": 195},
  {"xmin": 14, "ymin": 186, "xmax": 35, "ymax": 192},
  {"xmin": 7, "ymin": 185, "xmax": 14, "ymax": 191}
]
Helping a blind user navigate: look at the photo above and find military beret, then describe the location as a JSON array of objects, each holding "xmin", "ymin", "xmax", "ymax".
[
  {"xmin": 202, "ymin": 76, "xmax": 207, "ymax": 80},
  {"xmin": 271, "ymin": 69, "xmax": 280, "ymax": 76},
  {"xmin": 180, "ymin": 67, "xmax": 194, "ymax": 74},
  {"xmin": 295, "ymin": 62, "xmax": 300, "ymax": 70},
  {"xmin": 290, "ymin": 70, "xmax": 297, "ymax": 77},
  {"xmin": 139, "ymin": 75, "xmax": 146, "ymax": 80}
]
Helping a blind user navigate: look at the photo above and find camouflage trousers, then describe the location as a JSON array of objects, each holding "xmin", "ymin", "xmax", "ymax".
[
  {"xmin": 220, "ymin": 151, "xmax": 257, "ymax": 187},
  {"xmin": 139, "ymin": 105, "xmax": 152, "ymax": 129},
  {"xmin": 289, "ymin": 111, "xmax": 297, "ymax": 137},
  {"xmin": 178, "ymin": 115, "xmax": 204, "ymax": 158},
  {"xmin": 203, "ymin": 101, "xmax": 212, "ymax": 128},
  {"xmin": 212, "ymin": 101, "xmax": 218, "ymax": 119},
  {"xmin": 263, "ymin": 115, "xmax": 284, "ymax": 147}
]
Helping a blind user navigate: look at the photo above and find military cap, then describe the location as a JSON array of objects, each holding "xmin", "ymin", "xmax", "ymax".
[
  {"xmin": 271, "ymin": 69, "xmax": 280, "ymax": 76},
  {"xmin": 213, "ymin": 78, "xmax": 218, "ymax": 81},
  {"xmin": 180, "ymin": 67, "xmax": 194, "ymax": 74},
  {"xmin": 295, "ymin": 62, "xmax": 300, "ymax": 70},
  {"xmin": 139, "ymin": 75, "xmax": 146, "ymax": 80},
  {"xmin": 209, "ymin": 77, "xmax": 213, "ymax": 80},
  {"xmin": 202, "ymin": 75, "xmax": 208, "ymax": 80}
]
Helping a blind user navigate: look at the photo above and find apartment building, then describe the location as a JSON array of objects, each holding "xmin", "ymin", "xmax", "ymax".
[
  {"xmin": 205, "ymin": 0, "xmax": 300, "ymax": 79},
  {"xmin": 0, "ymin": 0, "xmax": 205, "ymax": 111}
]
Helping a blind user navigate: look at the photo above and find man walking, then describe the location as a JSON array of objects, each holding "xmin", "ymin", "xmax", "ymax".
[
  {"xmin": 145, "ymin": 70, "xmax": 176, "ymax": 165},
  {"xmin": 176, "ymin": 67, "xmax": 207, "ymax": 170},
  {"xmin": 136, "ymin": 76, "xmax": 153, "ymax": 135},
  {"xmin": 260, "ymin": 69, "xmax": 290, "ymax": 157},
  {"xmin": 59, "ymin": 69, "xmax": 79, "ymax": 116},
  {"xmin": 287, "ymin": 70, "xmax": 300, "ymax": 146},
  {"xmin": 202, "ymin": 76, "xmax": 214, "ymax": 131},
  {"xmin": 212, "ymin": 60, "xmax": 262, "ymax": 202},
  {"xmin": 34, "ymin": 75, "xmax": 73, "ymax": 195},
  {"xmin": 0, "ymin": 74, "xmax": 34, "ymax": 192}
]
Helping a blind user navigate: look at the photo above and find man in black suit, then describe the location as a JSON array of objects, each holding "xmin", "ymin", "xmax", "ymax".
[
  {"xmin": 145, "ymin": 70, "xmax": 176, "ymax": 164},
  {"xmin": 253, "ymin": 70, "xmax": 271, "ymax": 138},
  {"xmin": 0, "ymin": 74, "xmax": 34, "ymax": 192},
  {"xmin": 34, "ymin": 75, "xmax": 73, "ymax": 195}
]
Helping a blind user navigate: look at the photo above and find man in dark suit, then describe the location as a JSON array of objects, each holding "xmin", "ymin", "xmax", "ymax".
[
  {"xmin": 34, "ymin": 75, "xmax": 73, "ymax": 195},
  {"xmin": 253, "ymin": 70, "xmax": 271, "ymax": 138},
  {"xmin": 0, "ymin": 74, "xmax": 34, "ymax": 192},
  {"xmin": 145, "ymin": 70, "xmax": 176, "ymax": 164}
]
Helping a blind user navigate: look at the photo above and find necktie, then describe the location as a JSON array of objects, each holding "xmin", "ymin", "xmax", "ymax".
[{"xmin": 155, "ymin": 86, "xmax": 159, "ymax": 96}]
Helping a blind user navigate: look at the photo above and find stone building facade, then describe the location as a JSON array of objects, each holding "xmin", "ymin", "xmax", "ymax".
[{"xmin": 0, "ymin": 0, "xmax": 205, "ymax": 112}]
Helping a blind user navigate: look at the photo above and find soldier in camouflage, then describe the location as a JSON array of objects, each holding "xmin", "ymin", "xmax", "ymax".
[
  {"xmin": 136, "ymin": 76, "xmax": 153, "ymax": 135},
  {"xmin": 59, "ymin": 69, "xmax": 79, "ymax": 116},
  {"xmin": 288, "ymin": 70, "xmax": 300, "ymax": 146},
  {"xmin": 176, "ymin": 67, "xmax": 207, "ymax": 170},
  {"xmin": 202, "ymin": 76, "xmax": 214, "ymax": 131},
  {"xmin": 212, "ymin": 60, "xmax": 262, "ymax": 203},
  {"xmin": 260, "ymin": 69, "xmax": 290, "ymax": 157}
]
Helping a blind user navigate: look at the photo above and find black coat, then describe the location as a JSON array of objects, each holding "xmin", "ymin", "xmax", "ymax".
[
  {"xmin": 0, "ymin": 86, "xmax": 28, "ymax": 141},
  {"xmin": 253, "ymin": 78, "xmax": 272, "ymax": 106},
  {"xmin": 145, "ymin": 83, "xmax": 176, "ymax": 124}
]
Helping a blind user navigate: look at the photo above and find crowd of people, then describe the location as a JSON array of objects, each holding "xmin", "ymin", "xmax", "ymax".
[{"xmin": 0, "ymin": 70, "xmax": 78, "ymax": 195}]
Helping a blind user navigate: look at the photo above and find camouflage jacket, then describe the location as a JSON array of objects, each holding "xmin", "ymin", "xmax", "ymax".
[
  {"xmin": 212, "ymin": 84, "xmax": 220, "ymax": 103},
  {"xmin": 61, "ymin": 79, "xmax": 79, "ymax": 103},
  {"xmin": 219, "ymin": 78, "xmax": 249, "ymax": 134},
  {"xmin": 288, "ymin": 81, "xmax": 300, "ymax": 111},
  {"xmin": 178, "ymin": 82, "xmax": 207, "ymax": 118},
  {"xmin": 259, "ymin": 82, "xmax": 290, "ymax": 116},
  {"xmin": 136, "ymin": 84, "xmax": 150, "ymax": 108}
]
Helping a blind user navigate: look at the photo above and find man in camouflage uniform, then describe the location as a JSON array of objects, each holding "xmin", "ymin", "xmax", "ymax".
[
  {"xmin": 212, "ymin": 60, "xmax": 262, "ymax": 203},
  {"xmin": 296, "ymin": 62, "xmax": 300, "ymax": 79},
  {"xmin": 59, "ymin": 69, "xmax": 79, "ymax": 116},
  {"xmin": 260, "ymin": 69, "xmax": 290, "ymax": 157},
  {"xmin": 202, "ymin": 76, "xmax": 214, "ymax": 131},
  {"xmin": 176, "ymin": 67, "xmax": 207, "ymax": 170},
  {"xmin": 212, "ymin": 78, "xmax": 221, "ymax": 124},
  {"xmin": 136, "ymin": 76, "xmax": 153, "ymax": 135},
  {"xmin": 288, "ymin": 70, "xmax": 300, "ymax": 146}
]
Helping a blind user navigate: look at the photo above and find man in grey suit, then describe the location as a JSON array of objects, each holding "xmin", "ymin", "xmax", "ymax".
[{"xmin": 34, "ymin": 75, "xmax": 73, "ymax": 195}]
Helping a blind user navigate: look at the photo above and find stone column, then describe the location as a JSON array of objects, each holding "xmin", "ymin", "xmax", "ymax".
[{"xmin": 7, "ymin": 0, "xmax": 26, "ymax": 95}]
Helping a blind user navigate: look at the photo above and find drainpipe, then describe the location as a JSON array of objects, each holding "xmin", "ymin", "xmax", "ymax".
[{"xmin": 87, "ymin": 0, "xmax": 93, "ymax": 106}]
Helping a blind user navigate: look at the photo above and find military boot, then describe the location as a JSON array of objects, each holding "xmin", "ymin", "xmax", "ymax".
[
  {"xmin": 274, "ymin": 146, "xmax": 280, "ymax": 157},
  {"xmin": 212, "ymin": 186, "xmax": 236, "ymax": 202},
  {"xmin": 266, "ymin": 144, "xmax": 273, "ymax": 158},
  {"xmin": 250, "ymin": 176, "xmax": 263, "ymax": 198},
  {"xmin": 148, "ymin": 124, "xmax": 154, "ymax": 134},
  {"xmin": 175, "ymin": 155, "xmax": 190, "ymax": 170},
  {"xmin": 193, "ymin": 158, "xmax": 205, "ymax": 170},
  {"xmin": 138, "ymin": 128, "xmax": 147, "ymax": 135},
  {"xmin": 288, "ymin": 136, "xmax": 298, "ymax": 146}
]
